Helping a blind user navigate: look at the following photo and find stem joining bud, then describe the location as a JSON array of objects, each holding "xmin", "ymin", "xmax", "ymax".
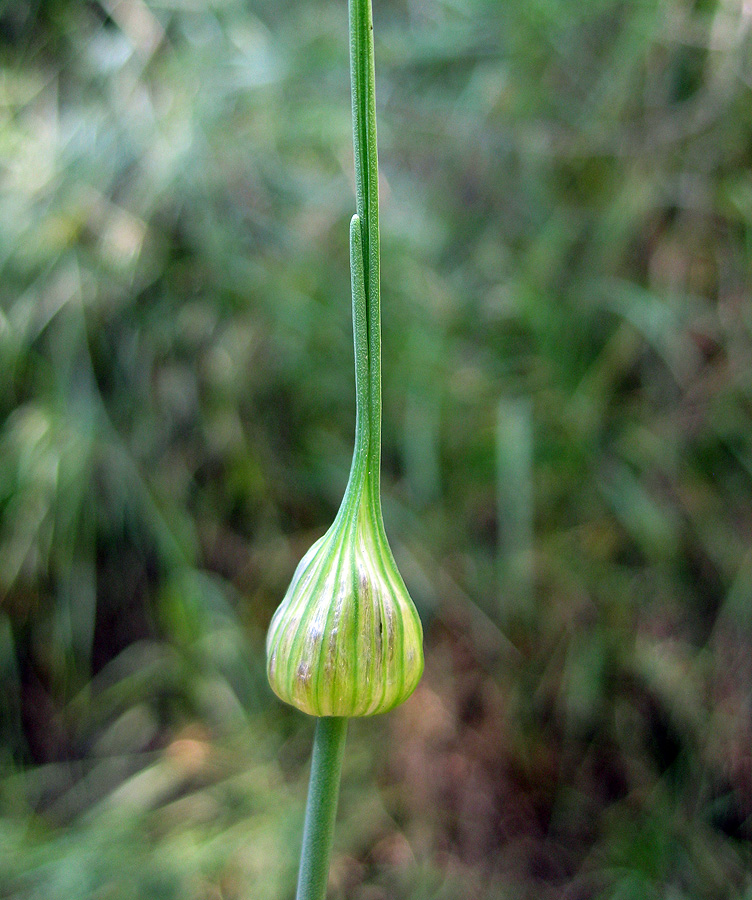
[{"xmin": 267, "ymin": 0, "xmax": 424, "ymax": 720}]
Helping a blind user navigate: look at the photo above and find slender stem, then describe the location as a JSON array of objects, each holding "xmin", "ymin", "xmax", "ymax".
[
  {"xmin": 296, "ymin": 717, "xmax": 349, "ymax": 900},
  {"xmin": 349, "ymin": 0, "xmax": 382, "ymax": 502}
]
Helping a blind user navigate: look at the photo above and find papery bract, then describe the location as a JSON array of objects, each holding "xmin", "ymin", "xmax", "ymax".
[{"xmin": 266, "ymin": 482, "xmax": 423, "ymax": 717}]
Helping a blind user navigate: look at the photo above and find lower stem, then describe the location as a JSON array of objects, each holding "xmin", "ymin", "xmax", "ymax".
[{"xmin": 295, "ymin": 716, "xmax": 349, "ymax": 900}]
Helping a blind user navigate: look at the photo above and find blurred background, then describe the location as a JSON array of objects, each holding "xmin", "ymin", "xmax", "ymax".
[{"xmin": 1, "ymin": 0, "xmax": 752, "ymax": 897}]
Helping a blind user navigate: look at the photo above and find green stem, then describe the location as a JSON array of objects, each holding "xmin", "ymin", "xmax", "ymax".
[
  {"xmin": 349, "ymin": 0, "xmax": 382, "ymax": 503},
  {"xmin": 295, "ymin": 717, "xmax": 349, "ymax": 900}
]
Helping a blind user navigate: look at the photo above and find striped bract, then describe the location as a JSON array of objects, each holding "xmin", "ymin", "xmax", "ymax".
[{"xmin": 266, "ymin": 495, "xmax": 423, "ymax": 717}]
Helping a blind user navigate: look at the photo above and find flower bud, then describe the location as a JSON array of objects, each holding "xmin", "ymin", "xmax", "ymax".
[{"xmin": 266, "ymin": 487, "xmax": 424, "ymax": 717}]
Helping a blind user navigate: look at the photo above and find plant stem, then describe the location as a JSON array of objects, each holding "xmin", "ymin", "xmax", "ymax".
[
  {"xmin": 349, "ymin": 0, "xmax": 382, "ymax": 503},
  {"xmin": 295, "ymin": 717, "xmax": 349, "ymax": 900}
]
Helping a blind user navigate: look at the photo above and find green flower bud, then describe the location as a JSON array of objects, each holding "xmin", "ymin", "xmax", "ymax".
[{"xmin": 266, "ymin": 482, "xmax": 424, "ymax": 717}]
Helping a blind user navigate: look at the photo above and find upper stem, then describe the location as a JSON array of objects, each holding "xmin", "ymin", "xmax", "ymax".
[{"xmin": 349, "ymin": 0, "xmax": 382, "ymax": 505}]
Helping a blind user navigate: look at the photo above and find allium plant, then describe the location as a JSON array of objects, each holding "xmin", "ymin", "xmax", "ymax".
[{"xmin": 265, "ymin": 1, "xmax": 424, "ymax": 898}]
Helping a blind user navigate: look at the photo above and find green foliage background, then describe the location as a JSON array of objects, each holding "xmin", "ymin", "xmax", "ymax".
[{"xmin": 1, "ymin": 0, "xmax": 751, "ymax": 897}]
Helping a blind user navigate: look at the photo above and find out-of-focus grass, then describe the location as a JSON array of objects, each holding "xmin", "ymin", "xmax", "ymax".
[{"xmin": 1, "ymin": 0, "xmax": 751, "ymax": 897}]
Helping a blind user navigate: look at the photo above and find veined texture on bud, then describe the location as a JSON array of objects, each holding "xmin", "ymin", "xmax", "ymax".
[{"xmin": 266, "ymin": 485, "xmax": 424, "ymax": 717}]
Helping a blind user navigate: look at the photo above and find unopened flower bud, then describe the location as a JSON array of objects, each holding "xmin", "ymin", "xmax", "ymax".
[{"xmin": 266, "ymin": 486, "xmax": 423, "ymax": 717}]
